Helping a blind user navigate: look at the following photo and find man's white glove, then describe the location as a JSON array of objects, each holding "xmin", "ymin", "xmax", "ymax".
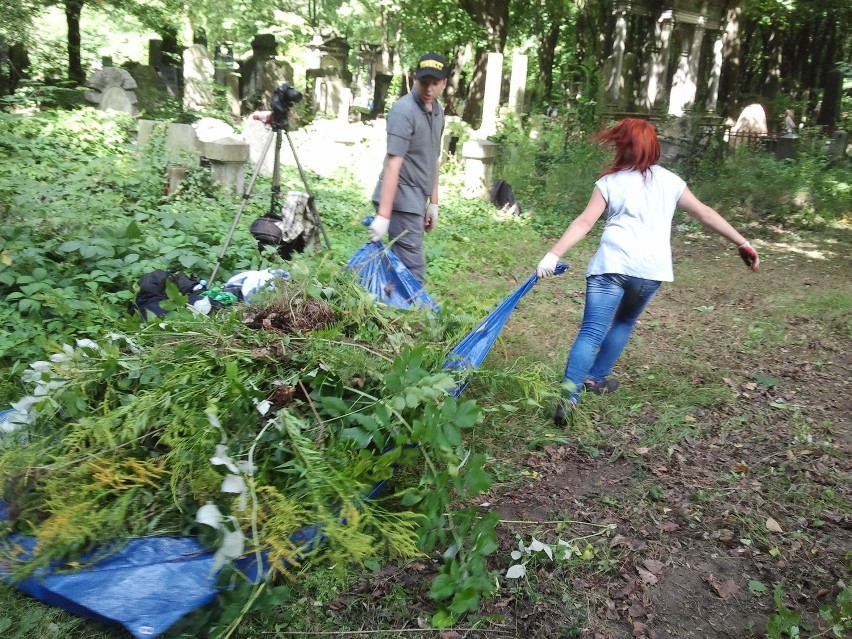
[
  {"xmin": 424, "ymin": 203, "xmax": 439, "ymax": 232},
  {"xmin": 536, "ymin": 252, "xmax": 559, "ymax": 278},
  {"xmin": 369, "ymin": 215, "xmax": 390, "ymax": 242}
]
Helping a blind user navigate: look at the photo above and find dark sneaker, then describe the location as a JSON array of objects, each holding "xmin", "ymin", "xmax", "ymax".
[
  {"xmin": 583, "ymin": 378, "xmax": 620, "ymax": 395},
  {"xmin": 554, "ymin": 400, "xmax": 575, "ymax": 427}
]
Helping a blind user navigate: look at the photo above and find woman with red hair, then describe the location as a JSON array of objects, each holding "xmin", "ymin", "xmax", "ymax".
[{"xmin": 536, "ymin": 118, "xmax": 759, "ymax": 425}]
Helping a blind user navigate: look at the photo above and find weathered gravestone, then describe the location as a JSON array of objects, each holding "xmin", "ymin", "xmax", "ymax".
[
  {"xmin": 99, "ymin": 86, "xmax": 136, "ymax": 114},
  {"xmin": 729, "ymin": 103, "xmax": 768, "ymax": 148},
  {"xmin": 84, "ymin": 67, "xmax": 139, "ymax": 115},
  {"xmin": 183, "ymin": 44, "xmax": 215, "ymax": 111}
]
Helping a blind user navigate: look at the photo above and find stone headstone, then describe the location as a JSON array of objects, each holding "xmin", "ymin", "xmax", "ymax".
[
  {"xmin": 243, "ymin": 112, "xmax": 277, "ymax": 177},
  {"xmin": 508, "ymin": 53, "xmax": 527, "ymax": 116},
  {"xmin": 479, "ymin": 52, "xmax": 503, "ymax": 137},
  {"xmin": 729, "ymin": 103, "xmax": 768, "ymax": 148},
  {"xmin": 260, "ymin": 59, "xmax": 294, "ymax": 110},
  {"xmin": 87, "ymin": 67, "xmax": 138, "ymax": 92},
  {"xmin": 137, "ymin": 119, "xmax": 200, "ymax": 160},
  {"xmin": 183, "ymin": 44, "xmax": 215, "ymax": 111},
  {"xmin": 775, "ymin": 136, "xmax": 798, "ymax": 161},
  {"xmin": 99, "ymin": 86, "xmax": 137, "ymax": 114},
  {"xmin": 826, "ymin": 130, "xmax": 848, "ymax": 159},
  {"xmin": 203, "ymin": 137, "xmax": 251, "ymax": 194},
  {"xmin": 252, "ymin": 34, "xmax": 278, "ymax": 60},
  {"xmin": 149, "ymin": 39, "xmax": 162, "ymax": 68},
  {"xmin": 731, "ymin": 103, "xmax": 768, "ymax": 135}
]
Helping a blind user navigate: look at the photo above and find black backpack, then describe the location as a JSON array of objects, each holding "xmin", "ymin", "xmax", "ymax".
[
  {"xmin": 490, "ymin": 180, "xmax": 523, "ymax": 216},
  {"xmin": 132, "ymin": 269, "xmax": 202, "ymax": 319}
]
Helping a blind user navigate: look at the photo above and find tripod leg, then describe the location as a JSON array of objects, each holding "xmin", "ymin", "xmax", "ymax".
[
  {"xmin": 283, "ymin": 128, "xmax": 333, "ymax": 254},
  {"xmin": 209, "ymin": 130, "xmax": 276, "ymax": 284}
]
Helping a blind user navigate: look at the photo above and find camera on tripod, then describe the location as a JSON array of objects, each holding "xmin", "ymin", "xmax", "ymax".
[
  {"xmin": 209, "ymin": 82, "xmax": 331, "ymax": 285},
  {"xmin": 270, "ymin": 84, "xmax": 303, "ymax": 129}
]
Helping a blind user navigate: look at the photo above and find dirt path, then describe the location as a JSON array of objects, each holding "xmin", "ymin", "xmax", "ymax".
[{"xmin": 482, "ymin": 226, "xmax": 852, "ymax": 638}]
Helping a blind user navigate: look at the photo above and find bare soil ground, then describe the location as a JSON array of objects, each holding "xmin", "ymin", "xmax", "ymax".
[{"xmin": 326, "ymin": 224, "xmax": 852, "ymax": 638}]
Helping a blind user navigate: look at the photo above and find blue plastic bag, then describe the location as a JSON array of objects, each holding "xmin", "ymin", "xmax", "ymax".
[
  {"xmin": 444, "ymin": 263, "xmax": 569, "ymax": 395},
  {"xmin": 346, "ymin": 241, "xmax": 439, "ymax": 312}
]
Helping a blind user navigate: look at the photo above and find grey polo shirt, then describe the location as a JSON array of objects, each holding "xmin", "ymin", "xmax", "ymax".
[{"xmin": 372, "ymin": 90, "xmax": 444, "ymax": 214}]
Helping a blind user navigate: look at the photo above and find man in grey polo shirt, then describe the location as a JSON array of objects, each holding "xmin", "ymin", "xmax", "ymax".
[{"xmin": 368, "ymin": 52, "xmax": 448, "ymax": 283}]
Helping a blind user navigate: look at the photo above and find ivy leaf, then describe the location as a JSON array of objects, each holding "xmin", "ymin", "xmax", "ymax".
[
  {"xmin": 341, "ymin": 427, "xmax": 373, "ymax": 448},
  {"xmin": 749, "ymin": 580, "xmax": 768, "ymax": 594},
  {"xmin": 125, "ymin": 220, "xmax": 142, "ymax": 239},
  {"xmin": 430, "ymin": 609, "xmax": 455, "ymax": 629},
  {"xmin": 428, "ymin": 573, "xmax": 455, "ymax": 601},
  {"xmin": 462, "ymin": 454, "xmax": 490, "ymax": 495}
]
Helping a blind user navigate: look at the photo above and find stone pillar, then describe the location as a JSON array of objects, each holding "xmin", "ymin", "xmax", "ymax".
[
  {"xmin": 507, "ymin": 52, "xmax": 528, "ymax": 116},
  {"xmin": 461, "ymin": 139, "xmax": 499, "ymax": 199},
  {"xmin": 621, "ymin": 52, "xmax": 637, "ymax": 109},
  {"xmin": 606, "ymin": 10, "xmax": 628, "ymax": 102},
  {"xmin": 338, "ymin": 87, "xmax": 352, "ymax": 121},
  {"xmin": 203, "ymin": 138, "xmax": 251, "ymax": 195},
  {"xmin": 223, "ymin": 72, "xmax": 241, "ymax": 117},
  {"xmin": 668, "ymin": 26, "xmax": 693, "ymax": 116},
  {"xmin": 479, "ymin": 52, "xmax": 503, "ymax": 137},
  {"xmin": 705, "ymin": 31, "xmax": 723, "ymax": 112},
  {"xmin": 683, "ymin": 13, "xmax": 707, "ymax": 111},
  {"xmin": 653, "ymin": 12, "xmax": 674, "ymax": 109},
  {"xmin": 165, "ymin": 165, "xmax": 187, "ymax": 195}
]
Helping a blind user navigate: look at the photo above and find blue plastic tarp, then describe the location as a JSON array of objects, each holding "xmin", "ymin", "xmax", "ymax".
[
  {"xmin": 4, "ymin": 534, "xmax": 221, "ymax": 639},
  {"xmin": 346, "ymin": 241, "xmax": 439, "ymax": 313},
  {"xmin": 1, "ymin": 257, "xmax": 569, "ymax": 637},
  {"xmin": 443, "ymin": 263, "xmax": 569, "ymax": 394}
]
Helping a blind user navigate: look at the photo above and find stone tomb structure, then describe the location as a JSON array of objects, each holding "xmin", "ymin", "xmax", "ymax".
[
  {"xmin": 603, "ymin": 0, "xmax": 727, "ymax": 116},
  {"xmin": 306, "ymin": 32, "xmax": 353, "ymax": 121}
]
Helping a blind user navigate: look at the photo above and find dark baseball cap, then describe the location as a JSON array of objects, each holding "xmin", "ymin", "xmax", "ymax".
[{"xmin": 415, "ymin": 52, "xmax": 449, "ymax": 80}]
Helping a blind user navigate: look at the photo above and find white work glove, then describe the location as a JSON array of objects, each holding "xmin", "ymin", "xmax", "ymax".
[
  {"xmin": 369, "ymin": 215, "xmax": 390, "ymax": 243},
  {"xmin": 424, "ymin": 203, "xmax": 439, "ymax": 232},
  {"xmin": 536, "ymin": 252, "xmax": 559, "ymax": 278}
]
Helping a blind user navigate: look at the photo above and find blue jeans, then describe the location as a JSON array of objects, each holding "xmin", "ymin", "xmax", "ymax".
[{"xmin": 563, "ymin": 273, "xmax": 661, "ymax": 402}]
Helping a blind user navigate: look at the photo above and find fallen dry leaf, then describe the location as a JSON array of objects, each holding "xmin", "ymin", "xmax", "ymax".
[
  {"xmin": 635, "ymin": 446, "xmax": 652, "ymax": 455},
  {"xmin": 440, "ymin": 631, "xmax": 463, "ymax": 639},
  {"xmin": 705, "ymin": 574, "xmax": 740, "ymax": 600},
  {"xmin": 642, "ymin": 559, "xmax": 665, "ymax": 575},
  {"xmin": 637, "ymin": 567, "xmax": 658, "ymax": 586},
  {"xmin": 766, "ymin": 517, "xmax": 784, "ymax": 533}
]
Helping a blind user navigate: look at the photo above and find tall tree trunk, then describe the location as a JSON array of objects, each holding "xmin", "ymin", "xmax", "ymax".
[
  {"xmin": 445, "ymin": 43, "xmax": 472, "ymax": 116},
  {"xmin": 462, "ymin": 48, "xmax": 488, "ymax": 127},
  {"xmin": 66, "ymin": 0, "xmax": 85, "ymax": 85},
  {"xmin": 538, "ymin": 21, "xmax": 560, "ymax": 104},
  {"xmin": 459, "ymin": 0, "xmax": 510, "ymax": 127}
]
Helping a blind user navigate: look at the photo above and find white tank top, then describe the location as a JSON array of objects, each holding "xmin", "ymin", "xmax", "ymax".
[{"xmin": 587, "ymin": 165, "xmax": 686, "ymax": 282}]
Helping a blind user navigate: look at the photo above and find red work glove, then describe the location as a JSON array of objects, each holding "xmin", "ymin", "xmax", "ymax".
[{"xmin": 738, "ymin": 241, "xmax": 759, "ymax": 272}]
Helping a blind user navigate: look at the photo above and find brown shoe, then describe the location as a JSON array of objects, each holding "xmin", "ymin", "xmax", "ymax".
[{"xmin": 583, "ymin": 378, "xmax": 620, "ymax": 395}]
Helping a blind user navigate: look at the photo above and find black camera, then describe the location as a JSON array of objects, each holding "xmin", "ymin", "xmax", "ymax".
[{"xmin": 270, "ymin": 84, "xmax": 303, "ymax": 127}]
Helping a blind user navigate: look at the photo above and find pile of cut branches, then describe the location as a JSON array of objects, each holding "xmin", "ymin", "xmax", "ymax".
[{"xmin": 0, "ymin": 263, "xmax": 496, "ymax": 624}]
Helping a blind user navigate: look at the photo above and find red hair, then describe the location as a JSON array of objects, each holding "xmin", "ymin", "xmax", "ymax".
[{"xmin": 596, "ymin": 118, "xmax": 661, "ymax": 177}]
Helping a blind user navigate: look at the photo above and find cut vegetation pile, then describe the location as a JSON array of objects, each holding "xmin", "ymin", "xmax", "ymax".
[{"xmin": 0, "ymin": 265, "xmax": 493, "ymax": 627}]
